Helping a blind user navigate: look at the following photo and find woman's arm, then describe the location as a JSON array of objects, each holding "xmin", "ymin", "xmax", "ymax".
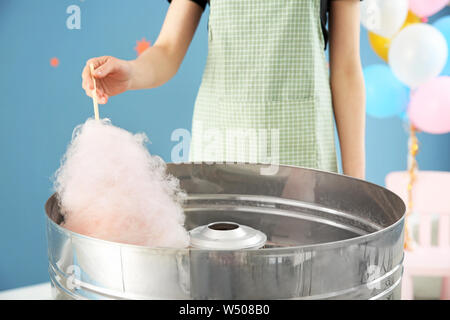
[
  {"xmin": 329, "ymin": 0, "xmax": 365, "ymax": 179},
  {"xmin": 129, "ymin": 0, "xmax": 203, "ymax": 89},
  {"xmin": 81, "ymin": 0, "xmax": 203, "ymax": 103}
]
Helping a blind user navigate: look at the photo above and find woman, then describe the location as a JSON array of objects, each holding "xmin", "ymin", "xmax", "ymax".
[{"xmin": 82, "ymin": 0, "xmax": 365, "ymax": 179}]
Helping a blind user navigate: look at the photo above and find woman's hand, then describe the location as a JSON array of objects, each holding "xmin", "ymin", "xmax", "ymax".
[{"xmin": 82, "ymin": 56, "xmax": 133, "ymax": 104}]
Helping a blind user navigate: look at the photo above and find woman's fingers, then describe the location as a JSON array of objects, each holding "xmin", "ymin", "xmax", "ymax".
[
  {"xmin": 81, "ymin": 56, "xmax": 110, "ymax": 92},
  {"xmin": 86, "ymin": 56, "xmax": 109, "ymax": 71},
  {"xmin": 83, "ymin": 83, "xmax": 107, "ymax": 103},
  {"xmin": 93, "ymin": 59, "xmax": 115, "ymax": 79},
  {"xmin": 99, "ymin": 95, "xmax": 108, "ymax": 104},
  {"xmin": 82, "ymin": 78, "xmax": 93, "ymax": 98},
  {"xmin": 92, "ymin": 82, "xmax": 108, "ymax": 104},
  {"xmin": 82, "ymin": 57, "xmax": 108, "ymax": 102},
  {"xmin": 82, "ymin": 65, "xmax": 93, "ymax": 91},
  {"xmin": 81, "ymin": 56, "xmax": 118, "ymax": 104}
]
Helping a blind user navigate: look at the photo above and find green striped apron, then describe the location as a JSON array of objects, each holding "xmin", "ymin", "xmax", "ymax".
[{"xmin": 190, "ymin": 0, "xmax": 338, "ymax": 172}]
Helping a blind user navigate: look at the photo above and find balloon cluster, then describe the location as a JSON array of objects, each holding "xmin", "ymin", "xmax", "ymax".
[{"xmin": 361, "ymin": 0, "xmax": 450, "ymax": 135}]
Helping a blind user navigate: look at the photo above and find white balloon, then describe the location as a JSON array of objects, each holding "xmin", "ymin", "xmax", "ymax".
[
  {"xmin": 388, "ymin": 24, "xmax": 448, "ymax": 88},
  {"xmin": 360, "ymin": 0, "xmax": 409, "ymax": 38}
]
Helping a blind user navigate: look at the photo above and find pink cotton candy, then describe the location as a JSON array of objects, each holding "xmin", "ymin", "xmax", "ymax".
[{"xmin": 53, "ymin": 118, "xmax": 189, "ymax": 248}]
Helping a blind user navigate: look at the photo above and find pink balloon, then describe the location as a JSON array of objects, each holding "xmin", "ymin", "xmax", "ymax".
[
  {"xmin": 408, "ymin": 77, "xmax": 450, "ymax": 134},
  {"xmin": 409, "ymin": 0, "xmax": 449, "ymax": 18}
]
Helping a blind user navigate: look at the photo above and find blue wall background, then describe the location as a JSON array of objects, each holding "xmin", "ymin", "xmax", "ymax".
[{"xmin": 0, "ymin": 1, "xmax": 449, "ymax": 291}]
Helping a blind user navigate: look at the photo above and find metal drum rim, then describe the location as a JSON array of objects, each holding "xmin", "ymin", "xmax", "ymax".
[
  {"xmin": 46, "ymin": 162, "xmax": 406, "ymax": 253},
  {"xmin": 184, "ymin": 161, "xmax": 405, "ymax": 209}
]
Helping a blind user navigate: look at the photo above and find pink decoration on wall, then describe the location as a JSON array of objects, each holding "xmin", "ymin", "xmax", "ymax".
[
  {"xmin": 134, "ymin": 38, "xmax": 151, "ymax": 56},
  {"xmin": 50, "ymin": 57, "xmax": 59, "ymax": 67}
]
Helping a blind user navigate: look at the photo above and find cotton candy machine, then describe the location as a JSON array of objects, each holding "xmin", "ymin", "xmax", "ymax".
[{"xmin": 45, "ymin": 163, "xmax": 405, "ymax": 300}]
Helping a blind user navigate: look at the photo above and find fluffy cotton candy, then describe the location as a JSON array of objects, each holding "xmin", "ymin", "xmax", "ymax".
[{"xmin": 53, "ymin": 118, "xmax": 189, "ymax": 248}]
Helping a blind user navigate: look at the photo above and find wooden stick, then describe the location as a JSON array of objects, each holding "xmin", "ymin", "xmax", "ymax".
[{"xmin": 89, "ymin": 64, "xmax": 100, "ymax": 121}]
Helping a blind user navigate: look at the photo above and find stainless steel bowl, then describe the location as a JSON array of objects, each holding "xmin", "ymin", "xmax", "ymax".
[{"xmin": 45, "ymin": 163, "xmax": 405, "ymax": 300}]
